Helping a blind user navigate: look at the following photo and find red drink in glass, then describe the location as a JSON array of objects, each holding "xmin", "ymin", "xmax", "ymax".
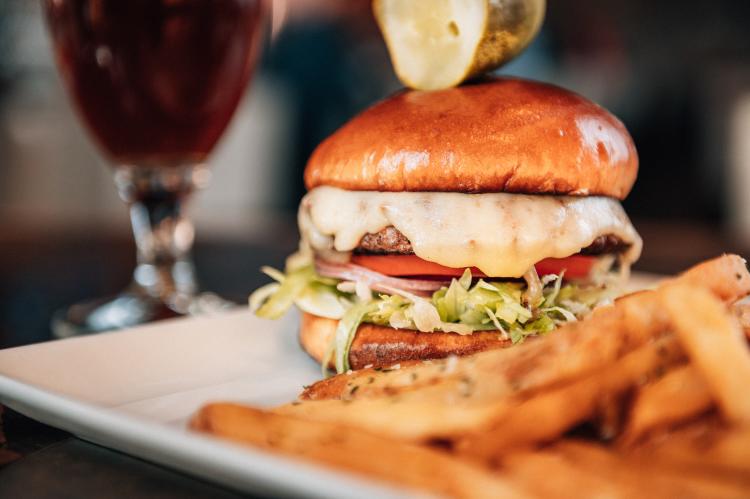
[
  {"xmin": 42, "ymin": 0, "xmax": 268, "ymax": 336},
  {"xmin": 44, "ymin": 0, "xmax": 265, "ymax": 166}
]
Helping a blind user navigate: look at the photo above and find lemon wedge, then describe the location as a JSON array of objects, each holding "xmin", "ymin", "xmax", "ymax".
[{"xmin": 374, "ymin": 0, "xmax": 545, "ymax": 90}]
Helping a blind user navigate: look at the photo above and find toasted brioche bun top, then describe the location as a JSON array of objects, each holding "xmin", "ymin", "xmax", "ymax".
[{"xmin": 305, "ymin": 78, "xmax": 638, "ymax": 199}]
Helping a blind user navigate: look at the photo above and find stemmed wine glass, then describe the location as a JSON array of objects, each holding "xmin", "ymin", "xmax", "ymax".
[{"xmin": 42, "ymin": 0, "xmax": 268, "ymax": 336}]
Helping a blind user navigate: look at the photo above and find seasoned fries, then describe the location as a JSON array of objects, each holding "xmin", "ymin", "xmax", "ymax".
[
  {"xmin": 191, "ymin": 403, "xmax": 526, "ymax": 499},
  {"xmin": 552, "ymin": 439, "xmax": 749, "ymax": 498},
  {"xmin": 633, "ymin": 421, "xmax": 750, "ymax": 477},
  {"xmin": 620, "ymin": 365, "xmax": 712, "ymax": 444},
  {"xmin": 503, "ymin": 440, "xmax": 748, "ymax": 499},
  {"xmin": 667, "ymin": 253, "xmax": 750, "ymax": 302},
  {"xmin": 662, "ymin": 284, "xmax": 750, "ymax": 424},
  {"xmin": 456, "ymin": 335, "xmax": 685, "ymax": 460},
  {"xmin": 192, "ymin": 254, "xmax": 750, "ymax": 498}
]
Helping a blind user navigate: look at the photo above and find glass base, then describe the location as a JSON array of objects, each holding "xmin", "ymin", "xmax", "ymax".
[{"xmin": 51, "ymin": 289, "xmax": 235, "ymax": 339}]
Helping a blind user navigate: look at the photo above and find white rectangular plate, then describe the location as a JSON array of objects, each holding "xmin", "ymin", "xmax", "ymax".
[{"xmin": 0, "ymin": 310, "xmax": 409, "ymax": 498}]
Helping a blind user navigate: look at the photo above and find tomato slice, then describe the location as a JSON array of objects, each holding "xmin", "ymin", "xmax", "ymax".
[
  {"xmin": 351, "ymin": 255, "xmax": 485, "ymax": 277},
  {"xmin": 350, "ymin": 254, "xmax": 596, "ymax": 279},
  {"xmin": 534, "ymin": 255, "xmax": 597, "ymax": 279}
]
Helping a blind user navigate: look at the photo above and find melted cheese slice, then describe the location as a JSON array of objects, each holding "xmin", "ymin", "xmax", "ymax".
[{"xmin": 299, "ymin": 186, "xmax": 642, "ymax": 278}]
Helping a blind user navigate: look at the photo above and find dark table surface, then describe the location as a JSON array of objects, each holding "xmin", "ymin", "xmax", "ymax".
[{"xmin": 0, "ymin": 220, "xmax": 747, "ymax": 498}]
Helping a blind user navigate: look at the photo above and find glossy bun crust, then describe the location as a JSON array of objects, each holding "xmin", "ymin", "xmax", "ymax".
[
  {"xmin": 300, "ymin": 312, "xmax": 509, "ymax": 370},
  {"xmin": 305, "ymin": 78, "xmax": 638, "ymax": 199}
]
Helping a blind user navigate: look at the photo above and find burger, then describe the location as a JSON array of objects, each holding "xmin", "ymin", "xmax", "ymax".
[{"xmin": 250, "ymin": 78, "xmax": 642, "ymax": 374}]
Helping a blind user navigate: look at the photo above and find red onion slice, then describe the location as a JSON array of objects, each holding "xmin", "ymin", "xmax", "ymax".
[{"xmin": 315, "ymin": 258, "xmax": 449, "ymax": 297}]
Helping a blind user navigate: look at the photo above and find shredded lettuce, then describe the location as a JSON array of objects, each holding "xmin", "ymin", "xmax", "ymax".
[
  {"xmin": 249, "ymin": 258, "xmax": 618, "ymax": 374},
  {"xmin": 251, "ymin": 264, "xmax": 348, "ymax": 320},
  {"xmin": 332, "ymin": 302, "xmax": 377, "ymax": 374}
]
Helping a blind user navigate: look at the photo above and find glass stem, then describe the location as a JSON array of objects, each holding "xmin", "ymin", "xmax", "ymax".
[{"xmin": 114, "ymin": 164, "xmax": 209, "ymax": 314}]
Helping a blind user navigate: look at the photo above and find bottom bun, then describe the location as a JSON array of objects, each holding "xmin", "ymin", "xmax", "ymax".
[{"xmin": 300, "ymin": 312, "xmax": 510, "ymax": 370}]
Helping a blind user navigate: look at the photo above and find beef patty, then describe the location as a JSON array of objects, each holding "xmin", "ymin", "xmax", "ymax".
[{"xmin": 355, "ymin": 226, "xmax": 629, "ymax": 256}]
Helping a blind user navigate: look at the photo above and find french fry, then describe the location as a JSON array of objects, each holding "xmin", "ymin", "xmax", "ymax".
[
  {"xmin": 661, "ymin": 285, "xmax": 750, "ymax": 424},
  {"xmin": 500, "ymin": 439, "xmax": 747, "ymax": 499},
  {"xmin": 630, "ymin": 418, "xmax": 750, "ymax": 478},
  {"xmin": 731, "ymin": 296, "xmax": 750, "ymax": 340},
  {"xmin": 701, "ymin": 427, "xmax": 750, "ymax": 474},
  {"xmin": 619, "ymin": 365, "xmax": 712, "ymax": 445},
  {"xmin": 455, "ymin": 335, "xmax": 685, "ymax": 460},
  {"xmin": 457, "ymin": 282, "xmax": 748, "ymax": 458},
  {"xmin": 276, "ymin": 396, "xmax": 504, "ymax": 441},
  {"xmin": 300, "ymin": 357, "xmax": 470, "ymax": 401},
  {"xmin": 666, "ymin": 254, "xmax": 750, "ymax": 303},
  {"xmin": 496, "ymin": 448, "xmax": 632, "ymax": 498},
  {"xmin": 191, "ymin": 403, "xmax": 526, "ymax": 499},
  {"xmin": 552, "ymin": 439, "xmax": 750, "ymax": 498}
]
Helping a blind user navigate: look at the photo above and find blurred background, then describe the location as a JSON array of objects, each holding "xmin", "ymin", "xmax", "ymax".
[{"xmin": 1, "ymin": 0, "xmax": 749, "ymax": 345}]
